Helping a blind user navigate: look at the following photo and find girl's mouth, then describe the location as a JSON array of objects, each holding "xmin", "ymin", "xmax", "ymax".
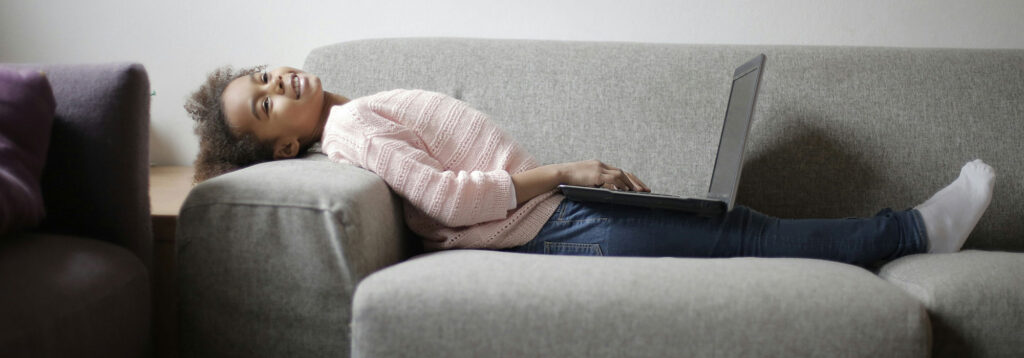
[{"xmin": 292, "ymin": 74, "xmax": 302, "ymax": 99}]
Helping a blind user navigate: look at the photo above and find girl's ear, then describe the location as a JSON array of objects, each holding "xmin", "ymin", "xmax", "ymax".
[{"xmin": 273, "ymin": 137, "xmax": 301, "ymax": 159}]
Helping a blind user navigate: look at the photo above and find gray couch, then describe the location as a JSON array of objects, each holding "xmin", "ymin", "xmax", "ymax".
[{"xmin": 177, "ymin": 38, "xmax": 1024, "ymax": 357}]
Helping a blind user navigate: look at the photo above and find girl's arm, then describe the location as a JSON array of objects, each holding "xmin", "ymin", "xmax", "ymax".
[
  {"xmin": 511, "ymin": 164, "xmax": 562, "ymax": 207},
  {"xmin": 511, "ymin": 160, "xmax": 650, "ymax": 207}
]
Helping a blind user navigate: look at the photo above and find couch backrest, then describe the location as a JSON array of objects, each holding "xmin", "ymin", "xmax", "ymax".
[
  {"xmin": 305, "ymin": 38, "xmax": 1023, "ymax": 251},
  {"xmin": 26, "ymin": 63, "xmax": 153, "ymax": 269}
]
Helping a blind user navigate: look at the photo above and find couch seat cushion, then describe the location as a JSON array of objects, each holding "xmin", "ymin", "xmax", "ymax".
[
  {"xmin": 879, "ymin": 250, "xmax": 1024, "ymax": 358},
  {"xmin": 353, "ymin": 250, "xmax": 929, "ymax": 358},
  {"xmin": 0, "ymin": 233, "xmax": 150, "ymax": 357}
]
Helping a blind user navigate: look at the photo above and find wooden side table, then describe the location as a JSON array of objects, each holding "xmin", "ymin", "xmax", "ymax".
[{"xmin": 150, "ymin": 166, "xmax": 194, "ymax": 358}]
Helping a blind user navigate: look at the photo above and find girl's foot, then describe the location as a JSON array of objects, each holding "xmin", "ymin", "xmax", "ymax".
[{"xmin": 915, "ymin": 159, "xmax": 995, "ymax": 253}]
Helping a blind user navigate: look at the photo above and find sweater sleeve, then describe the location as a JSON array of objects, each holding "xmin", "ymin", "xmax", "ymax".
[
  {"xmin": 355, "ymin": 106, "xmax": 516, "ymax": 227},
  {"xmin": 364, "ymin": 134, "xmax": 515, "ymax": 227},
  {"xmin": 508, "ymin": 183, "xmax": 518, "ymax": 210}
]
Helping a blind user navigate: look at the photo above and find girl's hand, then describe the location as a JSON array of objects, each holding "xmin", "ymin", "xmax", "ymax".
[{"xmin": 556, "ymin": 160, "xmax": 651, "ymax": 192}]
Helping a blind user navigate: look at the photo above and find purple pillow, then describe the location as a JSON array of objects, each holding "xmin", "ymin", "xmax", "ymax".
[{"xmin": 0, "ymin": 66, "xmax": 55, "ymax": 235}]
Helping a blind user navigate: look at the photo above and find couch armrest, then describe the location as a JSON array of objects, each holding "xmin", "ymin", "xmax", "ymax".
[
  {"xmin": 14, "ymin": 63, "xmax": 153, "ymax": 270},
  {"xmin": 176, "ymin": 156, "xmax": 417, "ymax": 357}
]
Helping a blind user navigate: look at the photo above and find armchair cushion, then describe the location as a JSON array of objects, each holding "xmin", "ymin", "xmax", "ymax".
[
  {"xmin": 0, "ymin": 233, "xmax": 150, "ymax": 356},
  {"xmin": 0, "ymin": 67, "xmax": 55, "ymax": 235}
]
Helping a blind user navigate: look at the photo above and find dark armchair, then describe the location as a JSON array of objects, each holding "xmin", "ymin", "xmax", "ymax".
[{"xmin": 0, "ymin": 63, "xmax": 153, "ymax": 357}]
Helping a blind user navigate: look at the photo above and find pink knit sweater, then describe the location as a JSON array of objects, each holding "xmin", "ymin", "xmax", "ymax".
[{"xmin": 320, "ymin": 89, "xmax": 564, "ymax": 250}]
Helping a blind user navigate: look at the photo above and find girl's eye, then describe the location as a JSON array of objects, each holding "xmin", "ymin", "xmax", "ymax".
[{"xmin": 261, "ymin": 72, "xmax": 268, "ymax": 83}]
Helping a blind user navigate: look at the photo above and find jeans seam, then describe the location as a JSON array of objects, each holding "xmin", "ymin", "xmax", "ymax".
[
  {"xmin": 544, "ymin": 241, "xmax": 604, "ymax": 256},
  {"xmin": 556, "ymin": 200, "xmax": 569, "ymax": 220}
]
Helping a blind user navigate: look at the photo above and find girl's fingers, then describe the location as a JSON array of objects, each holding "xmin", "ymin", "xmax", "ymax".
[
  {"xmin": 598, "ymin": 164, "xmax": 647, "ymax": 192},
  {"xmin": 603, "ymin": 178, "xmax": 630, "ymax": 191},
  {"xmin": 624, "ymin": 172, "xmax": 642, "ymax": 192},
  {"xmin": 615, "ymin": 178, "xmax": 631, "ymax": 191},
  {"xmin": 626, "ymin": 172, "xmax": 650, "ymax": 192}
]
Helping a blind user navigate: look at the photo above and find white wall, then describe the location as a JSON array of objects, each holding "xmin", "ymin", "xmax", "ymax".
[{"xmin": 3, "ymin": 0, "xmax": 1023, "ymax": 165}]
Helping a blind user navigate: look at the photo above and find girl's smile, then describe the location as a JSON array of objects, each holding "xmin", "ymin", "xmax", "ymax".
[{"xmin": 221, "ymin": 66, "xmax": 339, "ymax": 159}]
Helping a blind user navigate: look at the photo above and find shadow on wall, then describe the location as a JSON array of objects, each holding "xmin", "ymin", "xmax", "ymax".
[
  {"xmin": 736, "ymin": 116, "xmax": 893, "ymax": 220},
  {"xmin": 738, "ymin": 114, "xmax": 1022, "ymax": 252},
  {"xmin": 150, "ymin": 125, "xmax": 181, "ymax": 166}
]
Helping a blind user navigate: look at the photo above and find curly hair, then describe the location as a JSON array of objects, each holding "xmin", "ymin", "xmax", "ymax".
[{"xmin": 185, "ymin": 65, "xmax": 275, "ymax": 183}]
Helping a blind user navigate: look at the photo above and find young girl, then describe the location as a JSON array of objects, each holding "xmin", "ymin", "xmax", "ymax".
[{"xmin": 185, "ymin": 65, "xmax": 996, "ymax": 267}]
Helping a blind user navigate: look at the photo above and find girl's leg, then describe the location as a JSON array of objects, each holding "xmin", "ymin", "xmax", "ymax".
[
  {"xmin": 504, "ymin": 159, "xmax": 994, "ymax": 266},
  {"xmin": 711, "ymin": 206, "xmax": 928, "ymax": 266},
  {"xmin": 504, "ymin": 199, "xmax": 926, "ymax": 267}
]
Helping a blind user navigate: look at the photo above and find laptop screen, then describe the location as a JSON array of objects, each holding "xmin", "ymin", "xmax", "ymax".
[{"xmin": 707, "ymin": 58, "xmax": 763, "ymax": 207}]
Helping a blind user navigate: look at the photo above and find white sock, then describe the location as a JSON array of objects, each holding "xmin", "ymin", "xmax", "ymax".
[{"xmin": 915, "ymin": 159, "xmax": 995, "ymax": 253}]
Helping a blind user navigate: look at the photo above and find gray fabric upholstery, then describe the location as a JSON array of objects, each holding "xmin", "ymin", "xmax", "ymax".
[
  {"xmin": 177, "ymin": 156, "xmax": 417, "ymax": 357},
  {"xmin": 353, "ymin": 250, "xmax": 930, "ymax": 358},
  {"xmin": 306, "ymin": 38, "xmax": 1024, "ymax": 252},
  {"xmin": 879, "ymin": 250, "xmax": 1024, "ymax": 358}
]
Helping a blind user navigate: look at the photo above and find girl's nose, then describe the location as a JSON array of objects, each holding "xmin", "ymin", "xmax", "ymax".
[{"xmin": 267, "ymin": 73, "xmax": 285, "ymax": 94}]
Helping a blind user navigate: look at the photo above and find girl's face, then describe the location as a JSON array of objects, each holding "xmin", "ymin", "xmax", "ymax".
[{"xmin": 222, "ymin": 66, "xmax": 326, "ymax": 157}]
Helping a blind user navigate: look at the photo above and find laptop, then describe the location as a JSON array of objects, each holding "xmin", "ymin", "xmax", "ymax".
[{"xmin": 557, "ymin": 54, "xmax": 767, "ymax": 217}]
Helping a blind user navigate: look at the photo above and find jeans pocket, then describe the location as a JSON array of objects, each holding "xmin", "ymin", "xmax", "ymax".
[{"xmin": 543, "ymin": 241, "xmax": 604, "ymax": 256}]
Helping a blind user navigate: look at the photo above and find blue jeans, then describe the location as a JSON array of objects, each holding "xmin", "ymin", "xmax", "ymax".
[{"xmin": 502, "ymin": 199, "xmax": 929, "ymax": 267}]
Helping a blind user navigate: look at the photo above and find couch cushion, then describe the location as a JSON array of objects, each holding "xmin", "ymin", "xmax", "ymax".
[
  {"xmin": 353, "ymin": 250, "xmax": 930, "ymax": 358},
  {"xmin": 0, "ymin": 67, "xmax": 55, "ymax": 235},
  {"xmin": 879, "ymin": 250, "xmax": 1024, "ymax": 358},
  {"xmin": 0, "ymin": 233, "xmax": 150, "ymax": 357}
]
